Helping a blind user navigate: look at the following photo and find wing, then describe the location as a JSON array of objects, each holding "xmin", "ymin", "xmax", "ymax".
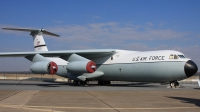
[{"xmin": 0, "ymin": 49, "xmax": 116, "ymax": 59}]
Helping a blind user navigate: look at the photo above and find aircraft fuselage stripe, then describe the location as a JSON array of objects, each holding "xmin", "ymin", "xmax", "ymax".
[{"xmin": 34, "ymin": 44, "xmax": 46, "ymax": 48}]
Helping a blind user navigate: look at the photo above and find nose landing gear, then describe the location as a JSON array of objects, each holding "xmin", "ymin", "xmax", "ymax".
[{"xmin": 170, "ymin": 81, "xmax": 180, "ymax": 88}]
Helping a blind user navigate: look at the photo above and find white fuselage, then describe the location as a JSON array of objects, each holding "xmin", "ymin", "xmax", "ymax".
[{"xmin": 54, "ymin": 50, "xmax": 192, "ymax": 82}]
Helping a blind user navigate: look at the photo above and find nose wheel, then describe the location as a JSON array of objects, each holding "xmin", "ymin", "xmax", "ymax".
[{"xmin": 170, "ymin": 81, "xmax": 179, "ymax": 88}]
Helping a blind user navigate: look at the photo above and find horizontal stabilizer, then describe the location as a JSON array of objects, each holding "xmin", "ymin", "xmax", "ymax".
[{"xmin": 2, "ymin": 28, "xmax": 60, "ymax": 37}]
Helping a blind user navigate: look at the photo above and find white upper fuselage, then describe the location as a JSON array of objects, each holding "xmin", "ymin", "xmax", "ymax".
[
  {"xmin": 86, "ymin": 49, "xmax": 193, "ymax": 82},
  {"xmin": 93, "ymin": 50, "xmax": 189, "ymax": 65}
]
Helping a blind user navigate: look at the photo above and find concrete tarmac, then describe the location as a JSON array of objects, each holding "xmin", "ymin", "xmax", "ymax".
[{"xmin": 0, "ymin": 80, "xmax": 199, "ymax": 112}]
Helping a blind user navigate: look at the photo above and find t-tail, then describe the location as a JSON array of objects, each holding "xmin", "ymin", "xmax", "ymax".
[{"xmin": 2, "ymin": 28, "xmax": 59, "ymax": 51}]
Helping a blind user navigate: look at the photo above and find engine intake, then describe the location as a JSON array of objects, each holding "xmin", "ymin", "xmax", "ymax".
[
  {"xmin": 66, "ymin": 61, "xmax": 96, "ymax": 74},
  {"xmin": 30, "ymin": 61, "xmax": 58, "ymax": 74}
]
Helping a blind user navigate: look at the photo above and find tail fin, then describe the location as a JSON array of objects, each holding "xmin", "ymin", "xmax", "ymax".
[{"xmin": 2, "ymin": 28, "xmax": 59, "ymax": 51}]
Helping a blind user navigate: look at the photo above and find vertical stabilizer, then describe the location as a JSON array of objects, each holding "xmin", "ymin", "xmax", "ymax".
[
  {"xmin": 31, "ymin": 31, "xmax": 48, "ymax": 51},
  {"xmin": 2, "ymin": 28, "xmax": 59, "ymax": 52}
]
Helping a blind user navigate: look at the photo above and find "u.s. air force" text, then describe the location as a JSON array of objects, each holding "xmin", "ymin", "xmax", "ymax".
[{"xmin": 132, "ymin": 56, "xmax": 165, "ymax": 61}]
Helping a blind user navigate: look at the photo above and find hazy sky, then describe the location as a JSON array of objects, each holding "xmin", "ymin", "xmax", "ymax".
[{"xmin": 0, "ymin": 0, "xmax": 200, "ymax": 71}]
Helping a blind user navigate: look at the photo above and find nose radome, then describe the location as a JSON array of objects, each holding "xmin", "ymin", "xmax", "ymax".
[{"xmin": 184, "ymin": 60, "xmax": 198, "ymax": 77}]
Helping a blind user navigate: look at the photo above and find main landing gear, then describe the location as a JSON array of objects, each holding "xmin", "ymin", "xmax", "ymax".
[
  {"xmin": 98, "ymin": 81, "xmax": 111, "ymax": 85},
  {"xmin": 170, "ymin": 81, "xmax": 180, "ymax": 88},
  {"xmin": 72, "ymin": 80, "xmax": 87, "ymax": 86},
  {"xmin": 72, "ymin": 80, "xmax": 111, "ymax": 86}
]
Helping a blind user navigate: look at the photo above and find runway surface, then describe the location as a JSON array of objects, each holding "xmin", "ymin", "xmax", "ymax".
[
  {"xmin": 0, "ymin": 80, "xmax": 199, "ymax": 90},
  {"xmin": 0, "ymin": 80, "xmax": 199, "ymax": 112}
]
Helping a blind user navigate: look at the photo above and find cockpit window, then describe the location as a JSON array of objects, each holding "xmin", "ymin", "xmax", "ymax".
[
  {"xmin": 169, "ymin": 54, "xmax": 174, "ymax": 59},
  {"xmin": 178, "ymin": 55, "xmax": 185, "ymax": 58},
  {"xmin": 169, "ymin": 54, "xmax": 179, "ymax": 59},
  {"xmin": 174, "ymin": 55, "xmax": 178, "ymax": 59}
]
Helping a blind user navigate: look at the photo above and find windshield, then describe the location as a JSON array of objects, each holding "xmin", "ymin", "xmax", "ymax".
[{"xmin": 178, "ymin": 55, "xmax": 185, "ymax": 58}]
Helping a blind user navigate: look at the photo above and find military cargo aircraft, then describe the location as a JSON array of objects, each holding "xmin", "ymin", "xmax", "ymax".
[{"xmin": 0, "ymin": 28, "xmax": 198, "ymax": 87}]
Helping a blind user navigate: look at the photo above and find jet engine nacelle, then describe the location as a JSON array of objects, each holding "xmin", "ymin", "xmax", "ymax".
[
  {"xmin": 66, "ymin": 61, "xmax": 96, "ymax": 74},
  {"xmin": 30, "ymin": 61, "xmax": 58, "ymax": 74}
]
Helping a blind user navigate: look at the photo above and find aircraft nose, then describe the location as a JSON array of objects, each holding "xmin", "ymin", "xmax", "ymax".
[{"xmin": 184, "ymin": 60, "xmax": 198, "ymax": 77}]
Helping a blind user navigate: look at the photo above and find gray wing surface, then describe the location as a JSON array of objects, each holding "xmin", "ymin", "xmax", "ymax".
[{"xmin": 0, "ymin": 49, "xmax": 116, "ymax": 59}]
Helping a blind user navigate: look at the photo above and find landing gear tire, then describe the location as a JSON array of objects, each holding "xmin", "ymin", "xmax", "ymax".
[
  {"xmin": 98, "ymin": 81, "xmax": 111, "ymax": 85},
  {"xmin": 73, "ymin": 80, "xmax": 78, "ymax": 86},
  {"xmin": 72, "ymin": 80, "xmax": 88, "ymax": 86},
  {"xmin": 170, "ymin": 81, "xmax": 179, "ymax": 88},
  {"xmin": 175, "ymin": 81, "xmax": 179, "ymax": 87},
  {"xmin": 105, "ymin": 81, "xmax": 111, "ymax": 85},
  {"xmin": 98, "ymin": 81, "xmax": 102, "ymax": 85},
  {"xmin": 77, "ymin": 81, "xmax": 81, "ymax": 86}
]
